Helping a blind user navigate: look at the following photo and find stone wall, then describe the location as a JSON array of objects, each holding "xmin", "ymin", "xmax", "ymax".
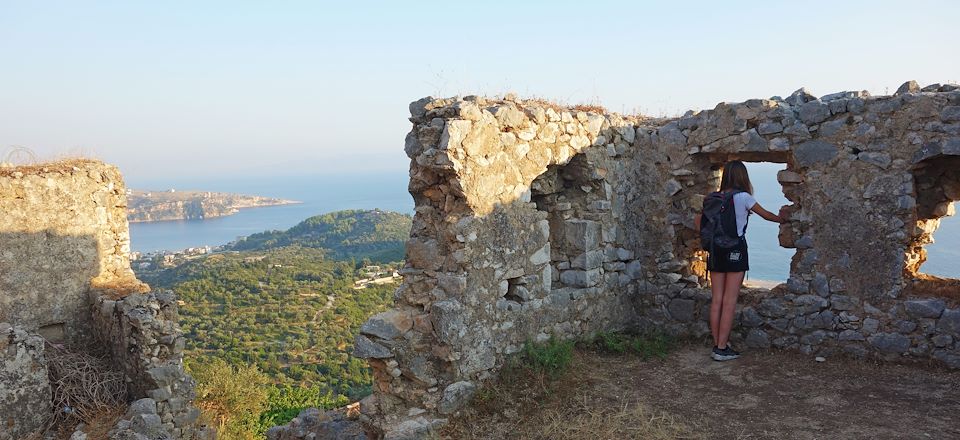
[
  {"xmin": 0, "ymin": 160, "xmax": 206, "ymax": 439},
  {"xmin": 90, "ymin": 288, "xmax": 208, "ymax": 439},
  {"xmin": 0, "ymin": 323, "xmax": 52, "ymax": 440},
  {"xmin": 357, "ymin": 83, "xmax": 960, "ymax": 438},
  {"xmin": 0, "ymin": 160, "xmax": 140, "ymax": 343},
  {"xmin": 637, "ymin": 84, "xmax": 960, "ymax": 366}
]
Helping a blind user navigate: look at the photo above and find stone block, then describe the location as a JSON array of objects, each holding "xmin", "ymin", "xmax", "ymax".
[
  {"xmin": 830, "ymin": 295, "xmax": 859, "ymax": 311},
  {"xmin": 868, "ymin": 333, "xmax": 911, "ymax": 353},
  {"xmin": 560, "ymin": 269, "xmax": 601, "ymax": 288},
  {"xmin": 745, "ymin": 329, "xmax": 770, "ymax": 348},
  {"xmin": 799, "ymin": 101, "xmax": 831, "ymax": 124},
  {"xmin": 571, "ymin": 250, "xmax": 604, "ymax": 270},
  {"xmin": 895, "ymin": 80, "xmax": 920, "ymax": 95},
  {"xmin": 361, "ymin": 310, "xmax": 414, "ymax": 340},
  {"xmin": 0, "ymin": 325, "xmax": 52, "ymax": 440},
  {"xmin": 940, "ymin": 106, "xmax": 960, "ymax": 122},
  {"xmin": 667, "ymin": 299, "xmax": 696, "ymax": 322},
  {"xmin": 838, "ymin": 330, "xmax": 865, "ymax": 341},
  {"xmin": 862, "ymin": 317, "xmax": 880, "ymax": 334},
  {"xmin": 438, "ymin": 381, "xmax": 477, "ymax": 415},
  {"xmin": 794, "ymin": 140, "xmax": 838, "ymax": 167},
  {"xmin": 353, "ymin": 335, "xmax": 392, "ymax": 359},
  {"xmin": 564, "ymin": 219, "xmax": 601, "ymax": 252},
  {"xmin": 904, "ymin": 299, "xmax": 946, "ymax": 319},
  {"xmin": 937, "ymin": 309, "xmax": 960, "ymax": 335}
]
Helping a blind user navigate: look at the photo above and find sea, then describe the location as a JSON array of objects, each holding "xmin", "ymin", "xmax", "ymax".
[
  {"xmin": 128, "ymin": 173, "xmax": 414, "ymax": 253},
  {"xmin": 128, "ymin": 167, "xmax": 960, "ymax": 281}
]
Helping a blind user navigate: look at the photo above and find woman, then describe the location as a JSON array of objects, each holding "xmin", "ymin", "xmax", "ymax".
[{"xmin": 694, "ymin": 161, "xmax": 785, "ymax": 361}]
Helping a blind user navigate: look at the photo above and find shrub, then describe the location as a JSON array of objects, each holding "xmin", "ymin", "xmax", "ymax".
[{"xmin": 189, "ymin": 359, "xmax": 269, "ymax": 440}]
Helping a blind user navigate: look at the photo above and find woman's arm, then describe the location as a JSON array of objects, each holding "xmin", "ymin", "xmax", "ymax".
[
  {"xmin": 694, "ymin": 213, "xmax": 702, "ymax": 231},
  {"xmin": 751, "ymin": 203, "xmax": 785, "ymax": 223}
]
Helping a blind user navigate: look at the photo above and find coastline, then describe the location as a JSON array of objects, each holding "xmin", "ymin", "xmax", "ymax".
[
  {"xmin": 127, "ymin": 199, "xmax": 303, "ymax": 223},
  {"xmin": 743, "ymin": 279, "xmax": 781, "ymax": 289}
]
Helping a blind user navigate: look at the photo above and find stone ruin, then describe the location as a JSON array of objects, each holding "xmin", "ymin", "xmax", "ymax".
[
  {"xmin": 0, "ymin": 161, "xmax": 210, "ymax": 439},
  {"xmin": 354, "ymin": 81, "xmax": 960, "ymax": 438}
]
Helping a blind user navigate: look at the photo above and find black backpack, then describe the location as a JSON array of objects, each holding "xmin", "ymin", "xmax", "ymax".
[{"xmin": 700, "ymin": 190, "xmax": 746, "ymax": 252}]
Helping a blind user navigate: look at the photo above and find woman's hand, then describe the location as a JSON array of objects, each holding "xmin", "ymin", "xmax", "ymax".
[
  {"xmin": 751, "ymin": 203, "xmax": 786, "ymax": 224},
  {"xmin": 777, "ymin": 206, "xmax": 791, "ymax": 224}
]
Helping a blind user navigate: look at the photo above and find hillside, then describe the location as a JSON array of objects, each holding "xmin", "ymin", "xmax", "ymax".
[
  {"xmin": 127, "ymin": 189, "xmax": 299, "ymax": 222},
  {"xmin": 229, "ymin": 209, "xmax": 412, "ymax": 263},
  {"xmin": 132, "ymin": 209, "xmax": 412, "ymax": 436},
  {"xmin": 138, "ymin": 246, "xmax": 399, "ymax": 435}
]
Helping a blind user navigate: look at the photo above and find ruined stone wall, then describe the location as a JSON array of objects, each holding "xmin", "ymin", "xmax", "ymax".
[
  {"xmin": 0, "ymin": 160, "xmax": 206, "ymax": 439},
  {"xmin": 355, "ymin": 97, "xmax": 649, "ymax": 438},
  {"xmin": 0, "ymin": 323, "xmax": 51, "ymax": 440},
  {"xmin": 638, "ymin": 84, "xmax": 960, "ymax": 367},
  {"xmin": 359, "ymin": 83, "xmax": 960, "ymax": 437},
  {"xmin": 0, "ymin": 160, "xmax": 140, "ymax": 343},
  {"xmin": 90, "ymin": 288, "xmax": 207, "ymax": 439}
]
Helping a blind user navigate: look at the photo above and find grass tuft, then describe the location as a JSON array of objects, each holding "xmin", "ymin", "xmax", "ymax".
[{"xmin": 592, "ymin": 331, "xmax": 676, "ymax": 360}]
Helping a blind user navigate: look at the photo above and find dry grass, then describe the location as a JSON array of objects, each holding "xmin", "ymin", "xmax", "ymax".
[
  {"xmin": 535, "ymin": 394, "xmax": 703, "ymax": 440},
  {"xmin": 81, "ymin": 406, "xmax": 126, "ymax": 440},
  {"xmin": 0, "ymin": 157, "xmax": 104, "ymax": 177},
  {"xmin": 520, "ymin": 97, "xmax": 609, "ymax": 115},
  {"xmin": 439, "ymin": 345, "xmax": 701, "ymax": 440},
  {"xmin": 90, "ymin": 276, "xmax": 152, "ymax": 299},
  {"xmin": 571, "ymin": 103, "xmax": 608, "ymax": 114},
  {"xmin": 904, "ymin": 273, "xmax": 960, "ymax": 304},
  {"xmin": 43, "ymin": 342, "xmax": 128, "ymax": 435}
]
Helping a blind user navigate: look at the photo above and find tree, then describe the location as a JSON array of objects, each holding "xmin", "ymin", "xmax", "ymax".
[{"xmin": 190, "ymin": 359, "xmax": 270, "ymax": 439}]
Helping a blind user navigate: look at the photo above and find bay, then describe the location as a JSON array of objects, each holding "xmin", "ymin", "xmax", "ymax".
[{"xmin": 128, "ymin": 173, "xmax": 414, "ymax": 253}]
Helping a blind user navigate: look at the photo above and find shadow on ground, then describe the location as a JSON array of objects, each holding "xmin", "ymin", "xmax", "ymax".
[{"xmin": 442, "ymin": 344, "xmax": 960, "ymax": 440}]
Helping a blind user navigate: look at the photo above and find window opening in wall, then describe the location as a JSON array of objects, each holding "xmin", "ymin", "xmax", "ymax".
[
  {"xmin": 742, "ymin": 162, "xmax": 792, "ymax": 288},
  {"xmin": 924, "ymin": 212, "xmax": 960, "ymax": 278},
  {"xmin": 910, "ymin": 156, "xmax": 960, "ymax": 282}
]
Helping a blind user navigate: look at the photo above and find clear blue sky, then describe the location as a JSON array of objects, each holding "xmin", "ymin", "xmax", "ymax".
[{"xmin": 2, "ymin": 1, "xmax": 958, "ymax": 184}]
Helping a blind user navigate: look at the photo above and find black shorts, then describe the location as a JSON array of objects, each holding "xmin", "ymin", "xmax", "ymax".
[{"xmin": 707, "ymin": 237, "xmax": 749, "ymax": 273}]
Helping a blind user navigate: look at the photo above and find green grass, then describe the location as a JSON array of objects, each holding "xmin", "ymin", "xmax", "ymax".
[
  {"xmin": 592, "ymin": 331, "xmax": 675, "ymax": 360},
  {"xmin": 518, "ymin": 337, "xmax": 576, "ymax": 380}
]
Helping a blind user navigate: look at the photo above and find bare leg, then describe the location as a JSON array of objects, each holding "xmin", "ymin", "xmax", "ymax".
[
  {"xmin": 709, "ymin": 272, "xmax": 727, "ymax": 348},
  {"xmin": 717, "ymin": 271, "xmax": 745, "ymax": 349}
]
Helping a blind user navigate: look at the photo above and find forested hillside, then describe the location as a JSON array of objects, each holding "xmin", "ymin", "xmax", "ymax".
[
  {"xmin": 136, "ymin": 210, "xmax": 409, "ymax": 437},
  {"xmin": 229, "ymin": 209, "xmax": 411, "ymax": 263}
]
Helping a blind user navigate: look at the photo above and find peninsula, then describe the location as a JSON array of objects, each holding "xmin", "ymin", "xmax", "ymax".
[{"xmin": 127, "ymin": 189, "xmax": 300, "ymax": 223}]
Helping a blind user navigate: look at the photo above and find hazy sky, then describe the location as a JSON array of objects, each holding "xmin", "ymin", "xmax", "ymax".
[{"xmin": 2, "ymin": 1, "xmax": 958, "ymax": 184}]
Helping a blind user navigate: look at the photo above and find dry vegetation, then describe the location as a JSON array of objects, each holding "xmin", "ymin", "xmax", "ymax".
[
  {"xmin": 0, "ymin": 157, "xmax": 104, "ymax": 177},
  {"xmin": 439, "ymin": 336, "xmax": 701, "ymax": 440},
  {"xmin": 906, "ymin": 273, "xmax": 960, "ymax": 303},
  {"xmin": 38, "ymin": 343, "xmax": 128, "ymax": 439},
  {"xmin": 438, "ymin": 335, "xmax": 960, "ymax": 440}
]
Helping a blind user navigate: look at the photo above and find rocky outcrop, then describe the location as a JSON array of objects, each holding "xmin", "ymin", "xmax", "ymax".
[{"xmin": 356, "ymin": 83, "xmax": 960, "ymax": 437}]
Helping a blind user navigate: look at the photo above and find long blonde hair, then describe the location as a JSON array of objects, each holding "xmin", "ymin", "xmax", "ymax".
[{"xmin": 719, "ymin": 160, "xmax": 754, "ymax": 194}]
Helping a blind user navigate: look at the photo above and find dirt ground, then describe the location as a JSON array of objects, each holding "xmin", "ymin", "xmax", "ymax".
[{"xmin": 442, "ymin": 344, "xmax": 960, "ymax": 440}]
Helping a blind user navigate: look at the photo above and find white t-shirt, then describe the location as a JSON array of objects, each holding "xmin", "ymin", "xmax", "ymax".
[{"xmin": 733, "ymin": 192, "xmax": 756, "ymax": 237}]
